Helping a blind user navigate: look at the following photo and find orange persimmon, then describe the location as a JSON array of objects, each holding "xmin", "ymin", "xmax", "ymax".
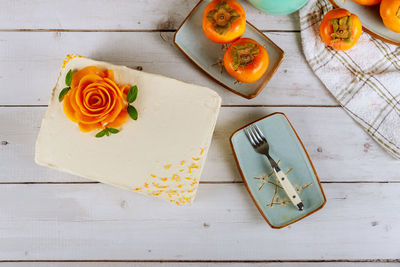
[
  {"xmin": 320, "ymin": 8, "xmax": 362, "ymax": 51},
  {"xmin": 223, "ymin": 38, "xmax": 269, "ymax": 83},
  {"xmin": 380, "ymin": 0, "xmax": 400, "ymax": 33},
  {"xmin": 352, "ymin": 0, "xmax": 381, "ymax": 5},
  {"xmin": 202, "ymin": 0, "xmax": 246, "ymax": 44},
  {"xmin": 63, "ymin": 66, "xmax": 129, "ymax": 132}
]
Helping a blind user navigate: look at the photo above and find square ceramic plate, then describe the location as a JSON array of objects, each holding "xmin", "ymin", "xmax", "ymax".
[
  {"xmin": 174, "ymin": 0, "xmax": 284, "ymax": 99},
  {"xmin": 330, "ymin": 0, "xmax": 400, "ymax": 46},
  {"xmin": 230, "ymin": 113, "xmax": 326, "ymax": 228}
]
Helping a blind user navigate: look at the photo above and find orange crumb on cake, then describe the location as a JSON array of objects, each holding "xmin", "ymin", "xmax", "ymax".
[{"xmin": 172, "ymin": 174, "xmax": 181, "ymax": 182}]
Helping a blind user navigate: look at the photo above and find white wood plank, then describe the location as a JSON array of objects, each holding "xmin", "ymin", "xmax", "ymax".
[
  {"xmin": 0, "ymin": 263, "xmax": 398, "ymax": 267},
  {"xmin": 0, "ymin": 0, "xmax": 299, "ymax": 31},
  {"xmin": 0, "ymin": 183, "xmax": 399, "ymax": 260},
  {"xmin": 1, "ymin": 107, "xmax": 399, "ymax": 183},
  {"xmin": 0, "ymin": 31, "xmax": 335, "ymax": 106}
]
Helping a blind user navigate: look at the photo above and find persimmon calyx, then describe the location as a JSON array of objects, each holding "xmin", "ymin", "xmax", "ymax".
[
  {"xmin": 206, "ymin": 1, "xmax": 240, "ymax": 35},
  {"xmin": 397, "ymin": 7, "xmax": 400, "ymax": 19},
  {"xmin": 231, "ymin": 42, "xmax": 259, "ymax": 70},
  {"xmin": 330, "ymin": 16, "xmax": 353, "ymax": 43}
]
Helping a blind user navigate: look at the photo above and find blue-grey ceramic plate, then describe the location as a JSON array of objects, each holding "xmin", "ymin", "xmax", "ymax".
[
  {"xmin": 174, "ymin": 0, "xmax": 284, "ymax": 99},
  {"xmin": 330, "ymin": 0, "xmax": 400, "ymax": 46},
  {"xmin": 230, "ymin": 113, "xmax": 326, "ymax": 228}
]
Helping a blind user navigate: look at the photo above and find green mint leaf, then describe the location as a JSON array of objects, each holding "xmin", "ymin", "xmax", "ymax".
[
  {"xmin": 127, "ymin": 85, "xmax": 138, "ymax": 103},
  {"xmin": 58, "ymin": 87, "xmax": 70, "ymax": 102},
  {"xmin": 105, "ymin": 130, "xmax": 110, "ymax": 136},
  {"xmin": 65, "ymin": 70, "xmax": 73, "ymax": 87},
  {"xmin": 95, "ymin": 129, "xmax": 107, "ymax": 138},
  {"xmin": 127, "ymin": 105, "xmax": 138, "ymax": 120},
  {"xmin": 107, "ymin": 127, "xmax": 120, "ymax": 134}
]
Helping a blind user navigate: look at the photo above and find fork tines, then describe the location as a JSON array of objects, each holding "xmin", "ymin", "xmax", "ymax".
[{"xmin": 245, "ymin": 124, "xmax": 266, "ymax": 147}]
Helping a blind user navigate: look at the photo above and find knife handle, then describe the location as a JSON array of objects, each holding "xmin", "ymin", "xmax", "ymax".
[{"xmin": 273, "ymin": 169, "xmax": 304, "ymax": 210}]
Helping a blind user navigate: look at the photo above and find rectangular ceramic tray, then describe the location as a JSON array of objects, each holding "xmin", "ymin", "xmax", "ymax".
[
  {"xmin": 174, "ymin": 0, "xmax": 284, "ymax": 99},
  {"xmin": 230, "ymin": 113, "xmax": 326, "ymax": 228}
]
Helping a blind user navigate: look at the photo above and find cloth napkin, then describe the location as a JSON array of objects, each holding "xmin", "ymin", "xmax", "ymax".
[{"xmin": 299, "ymin": 0, "xmax": 400, "ymax": 159}]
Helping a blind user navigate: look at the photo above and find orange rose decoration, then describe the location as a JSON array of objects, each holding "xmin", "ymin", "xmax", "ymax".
[{"xmin": 60, "ymin": 66, "xmax": 137, "ymax": 134}]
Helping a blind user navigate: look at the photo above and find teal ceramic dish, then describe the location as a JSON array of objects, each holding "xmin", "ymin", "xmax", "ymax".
[
  {"xmin": 230, "ymin": 113, "xmax": 326, "ymax": 228},
  {"xmin": 330, "ymin": 0, "xmax": 400, "ymax": 46},
  {"xmin": 174, "ymin": 0, "xmax": 284, "ymax": 99},
  {"xmin": 247, "ymin": 0, "xmax": 309, "ymax": 15}
]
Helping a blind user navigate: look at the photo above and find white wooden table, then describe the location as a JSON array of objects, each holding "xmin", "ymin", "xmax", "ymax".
[{"xmin": 0, "ymin": 0, "xmax": 399, "ymax": 266}]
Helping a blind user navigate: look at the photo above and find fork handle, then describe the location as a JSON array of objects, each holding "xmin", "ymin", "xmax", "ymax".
[{"xmin": 273, "ymin": 169, "xmax": 304, "ymax": 211}]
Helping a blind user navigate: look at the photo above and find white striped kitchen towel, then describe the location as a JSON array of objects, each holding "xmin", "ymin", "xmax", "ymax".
[{"xmin": 300, "ymin": 0, "xmax": 400, "ymax": 159}]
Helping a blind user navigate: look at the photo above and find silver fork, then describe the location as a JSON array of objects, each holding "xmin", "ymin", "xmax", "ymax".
[{"xmin": 245, "ymin": 124, "xmax": 304, "ymax": 211}]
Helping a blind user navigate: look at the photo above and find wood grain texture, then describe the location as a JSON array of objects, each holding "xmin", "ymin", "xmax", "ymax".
[
  {"xmin": 0, "ymin": 31, "xmax": 335, "ymax": 106},
  {"xmin": 0, "ymin": 107, "xmax": 398, "ymax": 183},
  {"xmin": 0, "ymin": 183, "xmax": 399, "ymax": 260},
  {"xmin": 0, "ymin": 263, "xmax": 398, "ymax": 266},
  {"xmin": 0, "ymin": 0, "xmax": 398, "ymax": 263},
  {"xmin": 0, "ymin": 0, "xmax": 299, "ymax": 31}
]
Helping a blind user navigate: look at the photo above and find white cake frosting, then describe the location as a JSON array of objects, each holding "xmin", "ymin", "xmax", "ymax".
[{"xmin": 35, "ymin": 55, "xmax": 221, "ymax": 205}]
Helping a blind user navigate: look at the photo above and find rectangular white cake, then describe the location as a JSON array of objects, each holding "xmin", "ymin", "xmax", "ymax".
[{"xmin": 35, "ymin": 55, "xmax": 221, "ymax": 205}]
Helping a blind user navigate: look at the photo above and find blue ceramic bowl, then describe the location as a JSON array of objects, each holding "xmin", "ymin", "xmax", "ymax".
[{"xmin": 247, "ymin": 0, "xmax": 309, "ymax": 15}]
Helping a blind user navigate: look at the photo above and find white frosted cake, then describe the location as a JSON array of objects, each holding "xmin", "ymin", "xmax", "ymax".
[{"xmin": 35, "ymin": 55, "xmax": 221, "ymax": 205}]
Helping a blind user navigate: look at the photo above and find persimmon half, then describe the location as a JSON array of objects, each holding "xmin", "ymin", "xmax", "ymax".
[
  {"xmin": 202, "ymin": 0, "xmax": 246, "ymax": 44},
  {"xmin": 380, "ymin": 0, "xmax": 400, "ymax": 33},
  {"xmin": 320, "ymin": 8, "xmax": 362, "ymax": 51},
  {"xmin": 223, "ymin": 38, "xmax": 269, "ymax": 83},
  {"xmin": 352, "ymin": 0, "xmax": 381, "ymax": 5}
]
